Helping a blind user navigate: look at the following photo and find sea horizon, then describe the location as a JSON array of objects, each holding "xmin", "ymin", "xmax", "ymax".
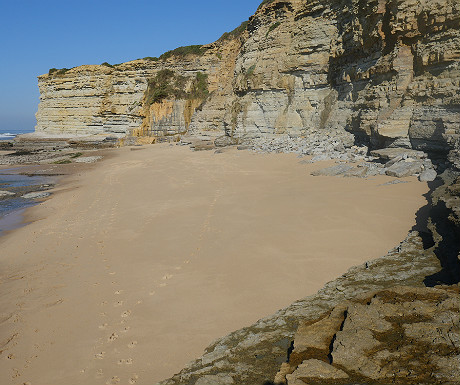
[{"xmin": 0, "ymin": 127, "xmax": 34, "ymax": 140}]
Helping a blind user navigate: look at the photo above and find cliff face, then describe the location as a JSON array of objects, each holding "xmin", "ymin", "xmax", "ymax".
[
  {"xmin": 205, "ymin": 0, "xmax": 459, "ymax": 156},
  {"xmin": 35, "ymin": 0, "xmax": 459, "ymax": 158},
  {"xmin": 35, "ymin": 38, "xmax": 241, "ymax": 142}
]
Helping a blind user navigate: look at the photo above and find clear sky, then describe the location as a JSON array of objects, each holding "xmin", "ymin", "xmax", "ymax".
[{"xmin": 0, "ymin": 0, "xmax": 262, "ymax": 133}]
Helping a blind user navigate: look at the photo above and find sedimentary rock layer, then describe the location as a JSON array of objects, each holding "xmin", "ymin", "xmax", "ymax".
[{"xmin": 36, "ymin": 0, "xmax": 460, "ymax": 165}]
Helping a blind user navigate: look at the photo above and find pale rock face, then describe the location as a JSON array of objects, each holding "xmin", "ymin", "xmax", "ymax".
[
  {"xmin": 35, "ymin": 64, "xmax": 149, "ymax": 137},
  {"xmin": 35, "ymin": 0, "xmax": 460, "ymax": 165},
  {"xmin": 36, "ymin": 38, "xmax": 240, "ymax": 142}
]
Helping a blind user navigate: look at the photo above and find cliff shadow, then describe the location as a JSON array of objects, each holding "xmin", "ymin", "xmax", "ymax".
[{"xmin": 412, "ymin": 178, "xmax": 460, "ymax": 287}]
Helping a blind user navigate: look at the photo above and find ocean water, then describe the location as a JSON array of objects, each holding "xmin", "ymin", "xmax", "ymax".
[
  {"xmin": 0, "ymin": 128, "xmax": 33, "ymax": 140},
  {"xmin": 0, "ymin": 128, "xmax": 41, "ymax": 234},
  {"xmin": 0, "ymin": 171, "xmax": 53, "ymax": 235}
]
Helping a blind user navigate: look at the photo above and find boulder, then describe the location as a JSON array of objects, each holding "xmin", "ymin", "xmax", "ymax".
[
  {"xmin": 419, "ymin": 168, "xmax": 438, "ymax": 182},
  {"xmin": 275, "ymin": 286, "xmax": 460, "ymax": 385},
  {"xmin": 385, "ymin": 159, "xmax": 423, "ymax": 177},
  {"xmin": 370, "ymin": 148, "xmax": 427, "ymax": 163},
  {"xmin": 21, "ymin": 192, "xmax": 51, "ymax": 199},
  {"xmin": 0, "ymin": 190, "xmax": 15, "ymax": 197}
]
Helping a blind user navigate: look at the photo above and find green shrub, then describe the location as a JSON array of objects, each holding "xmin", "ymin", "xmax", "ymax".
[
  {"xmin": 70, "ymin": 152, "xmax": 83, "ymax": 158},
  {"xmin": 159, "ymin": 45, "xmax": 208, "ymax": 60},
  {"xmin": 247, "ymin": 65, "xmax": 256, "ymax": 76},
  {"xmin": 145, "ymin": 69, "xmax": 184, "ymax": 105},
  {"xmin": 189, "ymin": 72, "xmax": 209, "ymax": 100},
  {"xmin": 144, "ymin": 70, "xmax": 209, "ymax": 105},
  {"xmin": 266, "ymin": 21, "xmax": 281, "ymax": 36},
  {"xmin": 143, "ymin": 56, "xmax": 159, "ymax": 61},
  {"xmin": 218, "ymin": 21, "xmax": 249, "ymax": 41},
  {"xmin": 101, "ymin": 62, "xmax": 114, "ymax": 68},
  {"xmin": 48, "ymin": 67, "xmax": 70, "ymax": 76}
]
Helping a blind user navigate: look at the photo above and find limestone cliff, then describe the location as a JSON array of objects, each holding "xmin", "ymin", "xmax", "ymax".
[
  {"xmin": 35, "ymin": 37, "xmax": 242, "ymax": 143},
  {"xmin": 35, "ymin": 0, "xmax": 459, "ymax": 165}
]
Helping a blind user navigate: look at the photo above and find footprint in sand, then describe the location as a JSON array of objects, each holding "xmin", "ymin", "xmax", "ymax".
[
  {"xmin": 99, "ymin": 323, "xmax": 108, "ymax": 330},
  {"xmin": 101, "ymin": 301, "xmax": 108, "ymax": 306},
  {"xmin": 158, "ymin": 283, "xmax": 167, "ymax": 287},
  {"xmin": 109, "ymin": 272, "xmax": 116, "ymax": 275},
  {"xmin": 118, "ymin": 358, "xmax": 133, "ymax": 365},
  {"xmin": 107, "ymin": 376, "xmax": 120, "ymax": 384},
  {"xmin": 108, "ymin": 332, "xmax": 119, "ymax": 342},
  {"xmin": 121, "ymin": 310, "xmax": 131, "ymax": 318},
  {"xmin": 129, "ymin": 374, "xmax": 139, "ymax": 384},
  {"xmin": 114, "ymin": 301, "xmax": 123, "ymax": 307},
  {"xmin": 94, "ymin": 351, "xmax": 106, "ymax": 359},
  {"xmin": 149, "ymin": 290, "xmax": 155, "ymax": 296},
  {"xmin": 162, "ymin": 274, "xmax": 173, "ymax": 280},
  {"xmin": 120, "ymin": 326, "xmax": 130, "ymax": 333},
  {"xmin": 114, "ymin": 290, "xmax": 123, "ymax": 295},
  {"xmin": 128, "ymin": 341, "xmax": 138, "ymax": 349}
]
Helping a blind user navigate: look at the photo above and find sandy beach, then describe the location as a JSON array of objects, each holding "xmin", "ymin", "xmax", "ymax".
[{"xmin": 0, "ymin": 144, "xmax": 429, "ymax": 385}]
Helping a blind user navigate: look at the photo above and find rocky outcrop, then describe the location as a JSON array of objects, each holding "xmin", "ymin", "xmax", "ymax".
[
  {"xmin": 276, "ymin": 285, "xmax": 460, "ymax": 385},
  {"xmin": 35, "ymin": 0, "xmax": 460, "ymax": 167}
]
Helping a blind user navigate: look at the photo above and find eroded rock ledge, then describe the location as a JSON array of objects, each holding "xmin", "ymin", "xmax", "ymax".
[{"xmin": 276, "ymin": 285, "xmax": 459, "ymax": 385}]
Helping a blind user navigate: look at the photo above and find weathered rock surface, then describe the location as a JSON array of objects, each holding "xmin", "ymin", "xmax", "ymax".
[
  {"xmin": 276, "ymin": 285, "xmax": 460, "ymax": 385},
  {"xmin": 21, "ymin": 192, "xmax": 51, "ymax": 199}
]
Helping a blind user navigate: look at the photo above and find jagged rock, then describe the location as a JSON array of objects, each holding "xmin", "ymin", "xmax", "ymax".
[
  {"xmin": 311, "ymin": 163, "xmax": 354, "ymax": 177},
  {"xmin": 214, "ymin": 136, "xmax": 238, "ymax": 147},
  {"xmin": 419, "ymin": 168, "xmax": 438, "ymax": 182},
  {"xmin": 276, "ymin": 286, "xmax": 460, "ymax": 385},
  {"xmin": 370, "ymin": 148, "xmax": 428, "ymax": 163},
  {"xmin": 426, "ymin": 171, "xmax": 460, "ymax": 285},
  {"xmin": 285, "ymin": 359, "xmax": 349, "ymax": 384},
  {"xmin": 0, "ymin": 190, "xmax": 15, "ymax": 197},
  {"xmin": 194, "ymin": 374, "xmax": 234, "ymax": 385},
  {"xmin": 21, "ymin": 192, "xmax": 51, "ymax": 199},
  {"xmin": 74, "ymin": 156, "xmax": 102, "ymax": 163},
  {"xmin": 385, "ymin": 160, "xmax": 423, "ymax": 177}
]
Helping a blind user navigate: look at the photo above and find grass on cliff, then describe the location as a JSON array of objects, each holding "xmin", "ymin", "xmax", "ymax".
[
  {"xmin": 144, "ymin": 70, "xmax": 209, "ymax": 105},
  {"xmin": 159, "ymin": 45, "xmax": 208, "ymax": 60},
  {"xmin": 48, "ymin": 68, "xmax": 71, "ymax": 76},
  {"xmin": 218, "ymin": 21, "xmax": 249, "ymax": 41},
  {"xmin": 266, "ymin": 21, "xmax": 281, "ymax": 36}
]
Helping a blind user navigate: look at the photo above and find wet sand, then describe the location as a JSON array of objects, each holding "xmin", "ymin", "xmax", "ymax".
[{"xmin": 0, "ymin": 144, "xmax": 429, "ymax": 385}]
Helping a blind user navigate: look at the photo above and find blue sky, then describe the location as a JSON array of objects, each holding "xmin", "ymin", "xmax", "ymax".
[{"xmin": 0, "ymin": 0, "xmax": 262, "ymax": 133}]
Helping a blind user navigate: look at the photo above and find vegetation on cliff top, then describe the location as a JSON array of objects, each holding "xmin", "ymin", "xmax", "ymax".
[
  {"xmin": 144, "ymin": 70, "xmax": 209, "ymax": 105},
  {"xmin": 159, "ymin": 45, "xmax": 208, "ymax": 60},
  {"xmin": 218, "ymin": 21, "xmax": 249, "ymax": 41},
  {"xmin": 48, "ymin": 68, "xmax": 71, "ymax": 76}
]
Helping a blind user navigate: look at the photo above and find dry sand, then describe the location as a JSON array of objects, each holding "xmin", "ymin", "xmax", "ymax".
[{"xmin": 0, "ymin": 144, "xmax": 429, "ymax": 385}]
